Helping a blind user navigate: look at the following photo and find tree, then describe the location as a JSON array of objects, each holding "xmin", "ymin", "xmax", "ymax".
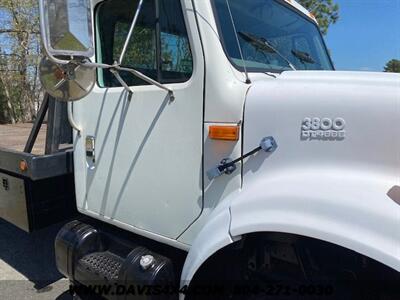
[
  {"xmin": 383, "ymin": 59, "xmax": 400, "ymax": 73},
  {"xmin": 297, "ymin": 0, "xmax": 339, "ymax": 35},
  {"xmin": 0, "ymin": 0, "xmax": 41, "ymax": 123}
]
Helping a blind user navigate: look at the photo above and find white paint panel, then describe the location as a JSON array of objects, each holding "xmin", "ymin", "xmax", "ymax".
[
  {"xmin": 178, "ymin": 122, "xmax": 242, "ymax": 244},
  {"xmin": 74, "ymin": 0, "xmax": 205, "ymax": 239}
]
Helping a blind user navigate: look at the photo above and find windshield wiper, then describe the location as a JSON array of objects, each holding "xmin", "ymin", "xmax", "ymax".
[
  {"xmin": 237, "ymin": 31, "xmax": 297, "ymax": 71},
  {"xmin": 291, "ymin": 50, "xmax": 316, "ymax": 64}
]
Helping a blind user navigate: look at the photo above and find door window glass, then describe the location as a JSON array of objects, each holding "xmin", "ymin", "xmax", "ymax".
[
  {"xmin": 159, "ymin": 0, "xmax": 193, "ymax": 82},
  {"xmin": 97, "ymin": 0, "xmax": 193, "ymax": 87}
]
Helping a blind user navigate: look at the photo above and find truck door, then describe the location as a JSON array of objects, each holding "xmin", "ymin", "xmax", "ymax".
[{"xmin": 73, "ymin": 0, "xmax": 204, "ymax": 239}]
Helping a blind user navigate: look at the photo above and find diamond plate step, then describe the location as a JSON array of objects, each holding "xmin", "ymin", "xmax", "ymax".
[{"xmin": 79, "ymin": 251, "xmax": 124, "ymax": 280}]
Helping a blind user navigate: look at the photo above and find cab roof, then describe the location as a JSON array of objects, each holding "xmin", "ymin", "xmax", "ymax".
[{"xmin": 285, "ymin": 0, "xmax": 318, "ymax": 24}]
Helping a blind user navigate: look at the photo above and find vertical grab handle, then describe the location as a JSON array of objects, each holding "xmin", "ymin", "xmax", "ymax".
[{"xmin": 68, "ymin": 102, "xmax": 81, "ymax": 136}]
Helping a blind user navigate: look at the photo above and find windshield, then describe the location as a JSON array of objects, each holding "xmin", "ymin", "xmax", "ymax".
[{"xmin": 213, "ymin": 0, "xmax": 334, "ymax": 72}]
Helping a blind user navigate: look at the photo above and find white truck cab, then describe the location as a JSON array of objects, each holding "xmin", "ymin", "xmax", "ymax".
[{"xmin": 36, "ymin": 0, "xmax": 400, "ymax": 298}]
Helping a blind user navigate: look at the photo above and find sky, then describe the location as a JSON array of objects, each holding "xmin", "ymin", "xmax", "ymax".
[{"xmin": 325, "ymin": 0, "xmax": 400, "ymax": 71}]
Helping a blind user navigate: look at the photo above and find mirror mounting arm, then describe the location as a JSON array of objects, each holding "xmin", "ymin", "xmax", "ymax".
[
  {"xmin": 82, "ymin": 60, "xmax": 175, "ymax": 101},
  {"xmin": 118, "ymin": 0, "xmax": 145, "ymax": 65},
  {"xmin": 110, "ymin": 69, "xmax": 134, "ymax": 95},
  {"xmin": 118, "ymin": 66, "xmax": 174, "ymax": 100}
]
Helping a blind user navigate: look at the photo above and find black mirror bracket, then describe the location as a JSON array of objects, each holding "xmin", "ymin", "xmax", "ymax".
[{"xmin": 207, "ymin": 136, "xmax": 278, "ymax": 180}]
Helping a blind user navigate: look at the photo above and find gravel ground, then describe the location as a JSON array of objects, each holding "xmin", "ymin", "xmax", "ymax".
[
  {"xmin": 0, "ymin": 124, "xmax": 47, "ymax": 155},
  {"xmin": 0, "ymin": 219, "xmax": 71, "ymax": 300}
]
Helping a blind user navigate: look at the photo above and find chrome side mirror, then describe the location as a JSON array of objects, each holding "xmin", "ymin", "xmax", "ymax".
[
  {"xmin": 39, "ymin": 0, "xmax": 95, "ymax": 101},
  {"xmin": 39, "ymin": 0, "xmax": 94, "ymax": 59},
  {"xmin": 38, "ymin": 0, "xmax": 174, "ymax": 103}
]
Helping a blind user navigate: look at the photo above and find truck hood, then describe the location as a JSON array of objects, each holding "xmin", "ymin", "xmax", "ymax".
[
  {"xmin": 231, "ymin": 71, "xmax": 400, "ymax": 271},
  {"xmin": 243, "ymin": 70, "xmax": 400, "ymax": 182}
]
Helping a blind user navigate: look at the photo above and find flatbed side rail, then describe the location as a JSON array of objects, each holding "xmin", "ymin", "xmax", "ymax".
[{"xmin": 0, "ymin": 147, "xmax": 73, "ymax": 180}]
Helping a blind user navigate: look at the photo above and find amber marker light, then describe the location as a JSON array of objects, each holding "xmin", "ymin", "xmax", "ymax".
[
  {"xmin": 209, "ymin": 125, "xmax": 240, "ymax": 141},
  {"xmin": 19, "ymin": 160, "xmax": 28, "ymax": 172}
]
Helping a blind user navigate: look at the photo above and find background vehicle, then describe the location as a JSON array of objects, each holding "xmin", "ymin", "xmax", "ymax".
[{"xmin": 1, "ymin": 0, "xmax": 399, "ymax": 299}]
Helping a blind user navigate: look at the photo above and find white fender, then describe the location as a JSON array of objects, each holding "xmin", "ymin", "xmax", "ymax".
[
  {"xmin": 230, "ymin": 169, "xmax": 400, "ymax": 272},
  {"xmin": 180, "ymin": 199, "xmax": 234, "ymax": 286},
  {"xmin": 181, "ymin": 171, "xmax": 400, "ymax": 289}
]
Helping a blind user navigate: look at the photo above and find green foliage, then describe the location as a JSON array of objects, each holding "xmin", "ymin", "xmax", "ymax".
[
  {"xmin": 383, "ymin": 59, "xmax": 400, "ymax": 73},
  {"xmin": 297, "ymin": 0, "xmax": 339, "ymax": 35},
  {"xmin": 114, "ymin": 24, "xmax": 156, "ymax": 69}
]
